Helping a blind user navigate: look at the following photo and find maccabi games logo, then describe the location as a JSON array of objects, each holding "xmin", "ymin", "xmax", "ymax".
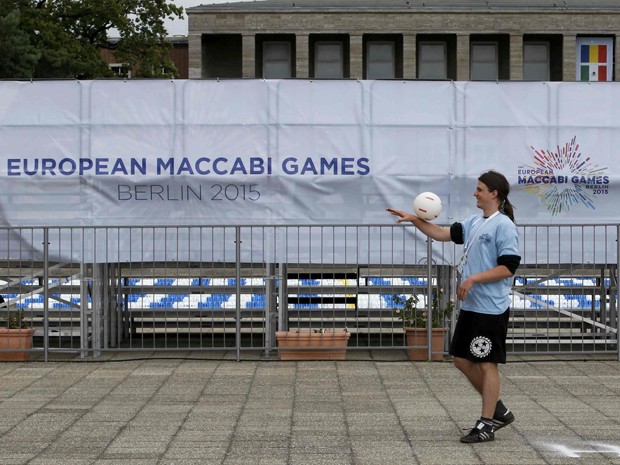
[{"xmin": 517, "ymin": 136, "xmax": 609, "ymax": 215}]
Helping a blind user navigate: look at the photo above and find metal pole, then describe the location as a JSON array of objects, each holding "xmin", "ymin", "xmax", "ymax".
[
  {"xmin": 427, "ymin": 238, "xmax": 433, "ymax": 361},
  {"xmin": 103, "ymin": 264, "xmax": 110, "ymax": 351},
  {"xmin": 109, "ymin": 264, "xmax": 117, "ymax": 348},
  {"xmin": 80, "ymin": 262, "xmax": 88, "ymax": 359},
  {"xmin": 43, "ymin": 228, "xmax": 49, "ymax": 363},
  {"xmin": 265, "ymin": 262, "xmax": 276, "ymax": 357},
  {"xmin": 235, "ymin": 227, "xmax": 241, "ymax": 362},
  {"xmin": 93, "ymin": 264, "xmax": 102, "ymax": 357},
  {"xmin": 278, "ymin": 263, "xmax": 288, "ymax": 332}
]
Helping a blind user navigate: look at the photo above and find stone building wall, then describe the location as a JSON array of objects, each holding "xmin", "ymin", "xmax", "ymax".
[{"xmin": 188, "ymin": 5, "xmax": 620, "ymax": 81}]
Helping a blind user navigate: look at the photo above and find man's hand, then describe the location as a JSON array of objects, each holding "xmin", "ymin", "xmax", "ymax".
[
  {"xmin": 457, "ymin": 266, "xmax": 514, "ymax": 301},
  {"xmin": 457, "ymin": 277, "xmax": 475, "ymax": 301},
  {"xmin": 386, "ymin": 207, "xmax": 452, "ymax": 242},
  {"xmin": 386, "ymin": 208, "xmax": 420, "ymax": 224}
]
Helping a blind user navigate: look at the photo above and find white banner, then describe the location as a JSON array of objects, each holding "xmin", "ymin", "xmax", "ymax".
[{"xmin": 0, "ymin": 79, "xmax": 617, "ymax": 228}]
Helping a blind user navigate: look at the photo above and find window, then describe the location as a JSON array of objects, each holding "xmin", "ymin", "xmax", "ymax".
[
  {"xmin": 363, "ymin": 34, "xmax": 403, "ymax": 79},
  {"xmin": 256, "ymin": 34, "xmax": 295, "ymax": 78},
  {"xmin": 523, "ymin": 43, "xmax": 549, "ymax": 81},
  {"xmin": 315, "ymin": 42, "xmax": 344, "ymax": 78},
  {"xmin": 417, "ymin": 34, "xmax": 456, "ymax": 80},
  {"xmin": 524, "ymin": 35, "xmax": 563, "ymax": 81},
  {"xmin": 309, "ymin": 34, "xmax": 349, "ymax": 79},
  {"xmin": 202, "ymin": 34, "xmax": 242, "ymax": 78},
  {"xmin": 109, "ymin": 63, "xmax": 131, "ymax": 79},
  {"xmin": 471, "ymin": 43, "xmax": 498, "ymax": 80},
  {"xmin": 470, "ymin": 35, "xmax": 509, "ymax": 81},
  {"xmin": 418, "ymin": 42, "xmax": 447, "ymax": 79},
  {"xmin": 576, "ymin": 36, "xmax": 614, "ymax": 82},
  {"xmin": 263, "ymin": 42, "xmax": 292, "ymax": 78},
  {"xmin": 366, "ymin": 42, "xmax": 395, "ymax": 79}
]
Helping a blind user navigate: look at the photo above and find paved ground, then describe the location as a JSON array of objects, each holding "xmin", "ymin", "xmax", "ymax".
[{"xmin": 0, "ymin": 353, "xmax": 619, "ymax": 465}]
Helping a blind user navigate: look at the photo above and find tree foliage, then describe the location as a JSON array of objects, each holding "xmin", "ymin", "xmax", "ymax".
[
  {"xmin": 0, "ymin": 9, "xmax": 41, "ymax": 78},
  {"xmin": 0, "ymin": 0, "xmax": 184, "ymax": 79}
]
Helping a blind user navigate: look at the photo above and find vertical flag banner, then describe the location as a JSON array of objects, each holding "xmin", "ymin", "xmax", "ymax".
[{"xmin": 576, "ymin": 37, "xmax": 613, "ymax": 82}]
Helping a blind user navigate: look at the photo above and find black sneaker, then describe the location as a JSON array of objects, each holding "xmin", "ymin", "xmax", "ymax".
[
  {"xmin": 492, "ymin": 408, "xmax": 515, "ymax": 430},
  {"xmin": 460, "ymin": 420, "xmax": 495, "ymax": 443}
]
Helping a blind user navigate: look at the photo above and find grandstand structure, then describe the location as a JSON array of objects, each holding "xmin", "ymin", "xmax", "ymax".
[{"xmin": 1, "ymin": 224, "xmax": 618, "ymax": 360}]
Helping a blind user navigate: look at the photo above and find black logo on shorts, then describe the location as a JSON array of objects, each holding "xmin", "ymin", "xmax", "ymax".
[{"xmin": 470, "ymin": 336, "xmax": 492, "ymax": 358}]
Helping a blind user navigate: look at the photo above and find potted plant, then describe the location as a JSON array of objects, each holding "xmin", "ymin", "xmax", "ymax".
[
  {"xmin": 276, "ymin": 328, "xmax": 351, "ymax": 361},
  {"xmin": 1, "ymin": 305, "xmax": 35, "ymax": 362},
  {"xmin": 393, "ymin": 288, "xmax": 454, "ymax": 361}
]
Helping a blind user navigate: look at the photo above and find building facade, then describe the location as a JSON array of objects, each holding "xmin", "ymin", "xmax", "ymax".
[
  {"xmin": 187, "ymin": 0, "xmax": 620, "ymax": 82},
  {"xmin": 100, "ymin": 36, "xmax": 189, "ymax": 79}
]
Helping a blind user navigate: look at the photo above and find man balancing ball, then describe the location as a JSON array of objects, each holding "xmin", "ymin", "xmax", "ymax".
[{"xmin": 387, "ymin": 170, "xmax": 521, "ymax": 443}]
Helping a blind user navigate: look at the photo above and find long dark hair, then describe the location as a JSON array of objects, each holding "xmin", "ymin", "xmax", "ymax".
[{"xmin": 478, "ymin": 170, "xmax": 515, "ymax": 222}]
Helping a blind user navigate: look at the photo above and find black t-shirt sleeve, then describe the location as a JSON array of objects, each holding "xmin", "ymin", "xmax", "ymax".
[
  {"xmin": 498, "ymin": 255, "xmax": 521, "ymax": 274},
  {"xmin": 450, "ymin": 222, "xmax": 464, "ymax": 244}
]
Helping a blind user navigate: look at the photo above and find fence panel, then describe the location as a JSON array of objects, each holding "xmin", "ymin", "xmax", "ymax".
[
  {"xmin": 510, "ymin": 224, "xmax": 618, "ymax": 356},
  {"xmin": 0, "ymin": 224, "xmax": 617, "ymax": 360}
]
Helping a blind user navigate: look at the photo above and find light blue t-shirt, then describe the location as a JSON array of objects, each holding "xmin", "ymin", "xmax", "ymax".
[{"xmin": 459, "ymin": 212, "xmax": 519, "ymax": 315}]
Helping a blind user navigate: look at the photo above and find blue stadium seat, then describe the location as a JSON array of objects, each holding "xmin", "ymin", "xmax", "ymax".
[{"xmin": 247, "ymin": 295, "xmax": 265, "ymax": 308}]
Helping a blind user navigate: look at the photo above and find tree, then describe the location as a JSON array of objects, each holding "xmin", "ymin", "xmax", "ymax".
[
  {"xmin": 0, "ymin": 9, "xmax": 40, "ymax": 78},
  {"xmin": 0, "ymin": 0, "xmax": 184, "ymax": 79}
]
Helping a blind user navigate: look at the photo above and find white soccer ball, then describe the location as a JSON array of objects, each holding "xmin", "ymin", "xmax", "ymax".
[{"xmin": 413, "ymin": 192, "xmax": 442, "ymax": 221}]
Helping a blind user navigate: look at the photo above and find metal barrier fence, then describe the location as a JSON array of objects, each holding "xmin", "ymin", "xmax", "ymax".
[{"xmin": 0, "ymin": 224, "xmax": 618, "ymax": 361}]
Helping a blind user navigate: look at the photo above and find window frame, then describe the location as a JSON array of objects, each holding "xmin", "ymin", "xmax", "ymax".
[
  {"xmin": 576, "ymin": 36, "xmax": 614, "ymax": 82},
  {"xmin": 262, "ymin": 41, "xmax": 292, "ymax": 79},
  {"xmin": 523, "ymin": 42, "xmax": 550, "ymax": 81},
  {"xmin": 418, "ymin": 41, "xmax": 448, "ymax": 80},
  {"xmin": 470, "ymin": 41, "xmax": 499, "ymax": 81},
  {"xmin": 314, "ymin": 41, "xmax": 344, "ymax": 78},
  {"xmin": 109, "ymin": 63, "xmax": 131, "ymax": 79},
  {"xmin": 365, "ymin": 40, "xmax": 396, "ymax": 79}
]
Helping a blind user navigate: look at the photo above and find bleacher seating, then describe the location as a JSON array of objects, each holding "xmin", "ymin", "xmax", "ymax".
[{"xmin": 0, "ymin": 262, "xmax": 617, "ymax": 354}]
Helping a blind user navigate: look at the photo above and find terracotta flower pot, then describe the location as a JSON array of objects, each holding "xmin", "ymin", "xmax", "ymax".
[
  {"xmin": 276, "ymin": 330, "xmax": 351, "ymax": 361},
  {"xmin": 0, "ymin": 328, "xmax": 35, "ymax": 362},
  {"xmin": 404, "ymin": 327, "xmax": 447, "ymax": 361}
]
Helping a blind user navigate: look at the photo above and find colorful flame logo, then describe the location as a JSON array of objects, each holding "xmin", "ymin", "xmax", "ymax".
[{"xmin": 520, "ymin": 137, "xmax": 608, "ymax": 215}]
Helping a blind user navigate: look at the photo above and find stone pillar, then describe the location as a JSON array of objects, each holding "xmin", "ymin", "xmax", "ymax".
[
  {"xmin": 563, "ymin": 34, "xmax": 577, "ymax": 82},
  {"xmin": 242, "ymin": 34, "xmax": 255, "ymax": 78},
  {"xmin": 403, "ymin": 34, "xmax": 416, "ymax": 79},
  {"xmin": 350, "ymin": 34, "xmax": 363, "ymax": 79},
  {"xmin": 296, "ymin": 34, "xmax": 309, "ymax": 79},
  {"xmin": 457, "ymin": 34, "xmax": 470, "ymax": 81},
  {"xmin": 510, "ymin": 34, "xmax": 523, "ymax": 81},
  {"xmin": 188, "ymin": 34, "xmax": 202, "ymax": 79}
]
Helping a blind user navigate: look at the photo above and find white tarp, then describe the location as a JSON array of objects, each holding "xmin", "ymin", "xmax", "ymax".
[{"xmin": 0, "ymin": 79, "xmax": 617, "ymax": 229}]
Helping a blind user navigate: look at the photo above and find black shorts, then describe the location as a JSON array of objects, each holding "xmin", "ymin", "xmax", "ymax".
[{"xmin": 449, "ymin": 308, "xmax": 510, "ymax": 364}]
